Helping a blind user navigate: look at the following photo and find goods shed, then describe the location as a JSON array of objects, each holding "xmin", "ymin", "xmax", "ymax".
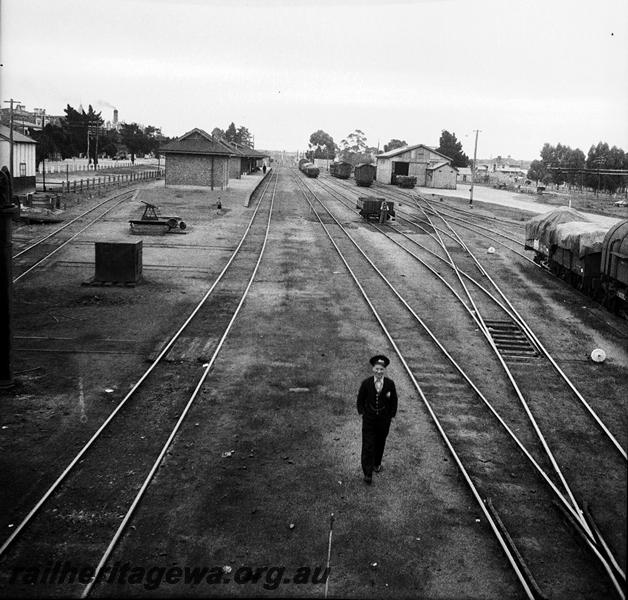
[
  {"xmin": 160, "ymin": 128, "xmax": 233, "ymax": 190},
  {"xmin": 375, "ymin": 144, "xmax": 456, "ymax": 189}
]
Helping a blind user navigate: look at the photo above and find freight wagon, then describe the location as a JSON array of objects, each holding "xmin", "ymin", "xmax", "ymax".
[
  {"xmin": 298, "ymin": 160, "xmax": 320, "ymax": 178},
  {"xmin": 525, "ymin": 207, "xmax": 628, "ymax": 313},
  {"xmin": 329, "ymin": 161, "xmax": 352, "ymax": 179},
  {"xmin": 354, "ymin": 163, "xmax": 376, "ymax": 187},
  {"xmin": 355, "ymin": 197, "xmax": 395, "ymax": 222}
]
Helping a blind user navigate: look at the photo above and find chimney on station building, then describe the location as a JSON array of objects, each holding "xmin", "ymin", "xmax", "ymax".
[{"xmin": 113, "ymin": 109, "xmax": 118, "ymax": 125}]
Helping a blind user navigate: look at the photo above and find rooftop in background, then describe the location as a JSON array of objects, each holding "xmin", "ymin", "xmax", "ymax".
[
  {"xmin": 0, "ymin": 124, "xmax": 37, "ymax": 144},
  {"xmin": 377, "ymin": 144, "xmax": 451, "ymax": 161}
]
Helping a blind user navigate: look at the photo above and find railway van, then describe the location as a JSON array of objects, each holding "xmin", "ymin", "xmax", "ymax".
[
  {"xmin": 329, "ymin": 161, "xmax": 352, "ymax": 179},
  {"xmin": 354, "ymin": 163, "xmax": 376, "ymax": 187}
]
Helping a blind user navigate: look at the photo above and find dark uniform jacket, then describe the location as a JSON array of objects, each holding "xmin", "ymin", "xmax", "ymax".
[{"xmin": 357, "ymin": 376, "xmax": 398, "ymax": 419}]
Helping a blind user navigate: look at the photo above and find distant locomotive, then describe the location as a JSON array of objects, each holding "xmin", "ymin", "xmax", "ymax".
[
  {"xmin": 356, "ymin": 196, "xmax": 395, "ymax": 222},
  {"xmin": 354, "ymin": 163, "xmax": 376, "ymax": 187},
  {"xmin": 298, "ymin": 159, "xmax": 320, "ymax": 178},
  {"xmin": 525, "ymin": 207, "xmax": 628, "ymax": 313},
  {"xmin": 329, "ymin": 161, "xmax": 352, "ymax": 179}
]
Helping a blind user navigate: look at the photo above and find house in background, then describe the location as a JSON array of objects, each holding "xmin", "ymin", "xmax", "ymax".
[
  {"xmin": 375, "ymin": 144, "xmax": 457, "ymax": 189},
  {"xmin": 457, "ymin": 167, "xmax": 473, "ymax": 183},
  {"xmin": 0, "ymin": 124, "xmax": 37, "ymax": 195}
]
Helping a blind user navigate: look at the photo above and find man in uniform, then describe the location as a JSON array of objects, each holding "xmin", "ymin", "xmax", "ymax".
[{"xmin": 357, "ymin": 354, "xmax": 398, "ymax": 484}]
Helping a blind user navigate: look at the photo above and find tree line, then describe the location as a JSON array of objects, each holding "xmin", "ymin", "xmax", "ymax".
[
  {"xmin": 306, "ymin": 129, "xmax": 470, "ymax": 167},
  {"xmin": 30, "ymin": 104, "xmax": 170, "ymax": 167},
  {"xmin": 527, "ymin": 142, "xmax": 627, "ymax": 193},
  {"xmin": 211, "ymin": 122, "xmax": 254, "ymax": 148}
]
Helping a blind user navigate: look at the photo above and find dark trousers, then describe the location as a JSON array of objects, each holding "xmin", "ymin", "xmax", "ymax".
[{"xmin": 361, "ymin": 414, "xmax": 391, "ymax": 477}]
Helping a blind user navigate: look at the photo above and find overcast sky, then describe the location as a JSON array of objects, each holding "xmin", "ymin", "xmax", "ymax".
[{"xmin": 1, "ymin": 0, "xmax": 627, "ymax": 160}]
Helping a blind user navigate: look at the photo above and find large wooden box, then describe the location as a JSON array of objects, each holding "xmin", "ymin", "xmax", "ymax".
[{"xmin": 94, "ymin": 241, "xmax": 143, "ymax": 283}]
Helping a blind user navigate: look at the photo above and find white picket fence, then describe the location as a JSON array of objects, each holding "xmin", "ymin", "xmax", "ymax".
[{"xmin": 38, "ymin": 158, "xmax": 159, "ymax": 174}]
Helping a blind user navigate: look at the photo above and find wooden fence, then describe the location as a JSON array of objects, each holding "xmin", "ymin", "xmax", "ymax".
[{"xmin": 36, "ymin": 169, "xmax": 164, "ymax": 194}]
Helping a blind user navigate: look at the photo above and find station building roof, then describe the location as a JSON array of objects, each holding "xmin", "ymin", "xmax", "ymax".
[{"xmin": 160, "ymin": 128, "xmax": 234, "ymax": 156}]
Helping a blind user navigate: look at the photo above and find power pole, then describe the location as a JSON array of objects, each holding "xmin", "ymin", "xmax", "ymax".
[
  {"xmin": 41, "ymin": 110, "xmax": 47, "ymax": 192},
  {"xmin": 86, "ymin": 121, "xmax": 91, "ymax": 165},
  {"xmin": 94, "ymin": 123, "xmax": 99, "ymax": 168},
  {"xmin": 469, "ymin": 129, "xmax": 481, "ymax": 207},
  {"xmin": 3, "ymin": 99, "xmax": 21, "ymax": 179}
]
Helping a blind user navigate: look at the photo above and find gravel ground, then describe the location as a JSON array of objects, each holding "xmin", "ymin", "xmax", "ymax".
[{"xmin": 0, "ymin": 168, "xmax": 625, "ymax": 599}]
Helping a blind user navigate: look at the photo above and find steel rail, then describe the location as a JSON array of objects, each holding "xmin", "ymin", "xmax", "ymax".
[
  {"xmin": 0, "ymin": 171, "xmax": 278, "ymax": 558},
  {"xmin": 389, "ymin": 193, "xmax": 532, "ymax": 263},
  {"xmin": 82, "ymin": 172, "xmax": 279, "ymax": 598},
  {"xmin": 297, "ymin": 173, "xmax": 625, "ymax": 598},
  {"xmin": 414, "ymin": 201, "xmax": 586, "ymax": 522},
  {"xmin": 311, "ymin": 177, "xmax": 532, "ymax": 327},
  {"xmin": 346, "ymin": 180, "xmax": 538, "ymax": 263},
  {"xmin": 291, "ymin": 171, "xmax": 535, "ymax": 599},
  {"xmin": 415, "ymin": 200, "xmax": 626, "ymax": 579},
  {"xmin": 317, "ymin": 177, "xmax": 626, "ymax": 462},
  {"xmin": 315, "ymin": 176, "xmax": 533, "ymax": 276},
  {"xmin": 339, "ymin": 176, "xmax": 525, "ymax": 240},
  {"xmin": 419, "ymin": 197, "xmax": 627, "ymax": 461},
  {"xmin": 419, "ymin": 200, "xmax": 524, "ymax": 238},
  {"xmin": 12, "ymin": 188, "xmax": 138, "ymax": 259},
  {"xmin": 416, "ymin": 203, "xmax": 528, "ymax": 251},
  {"xmin": 364, "ymin": 178, "xmax": 527, "ymax": 228},
  {"xmin": 13, "ymin": 189, "xmax": 140, "ymax": 283}
]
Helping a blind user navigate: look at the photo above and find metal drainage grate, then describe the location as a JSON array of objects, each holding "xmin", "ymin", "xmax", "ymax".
[{"xmin": 484, "ymin": 320, "xmax": 539, "ymax": 359}]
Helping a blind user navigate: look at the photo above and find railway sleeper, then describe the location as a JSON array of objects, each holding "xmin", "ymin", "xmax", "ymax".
[{"xmin": 484, "ymin": 498, "xmax": 550, "ymax": 600}]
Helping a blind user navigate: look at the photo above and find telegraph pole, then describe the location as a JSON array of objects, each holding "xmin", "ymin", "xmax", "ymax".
[
  {"xmin": 469, "ymin": 129, "xmax": 480, "ymax": 207},
  {"xmin": 3, "ymin": 99, "xmax": 21, "ymax": 180},
  {"xmin": 86, "ymin": 122, "xmax": 91, "ymax": 165},
  {"xmin": 41, "ymin": 110, "xmax": 46, "ymax": 192}
]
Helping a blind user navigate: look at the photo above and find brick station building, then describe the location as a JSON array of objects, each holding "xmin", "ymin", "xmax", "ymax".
[{"xmin": 160, "ymin": 128, "xmax": 233, "ymax": 190}]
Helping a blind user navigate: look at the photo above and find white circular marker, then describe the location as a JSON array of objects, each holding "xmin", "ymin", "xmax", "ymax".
[{"xmin": 590, "ymin": 349, "xmax": 606, "ymax": 363}]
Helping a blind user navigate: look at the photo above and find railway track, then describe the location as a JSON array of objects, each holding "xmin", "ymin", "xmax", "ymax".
[
  {"xmin": 12, "ymin": 188, "xmax": 139, "ymax": 283},
  {"xmin": 0, "ymin": 171, "xmax": 279, "ymax": 598},
  {"xmin": 332, "ymin": 177, "xmax": 627, "ymax": 324},
  {"xmin": 323, "ymin": 175, "xmax": 532, "ymax": 263},
  {"xmin": 294, "ymin": 170, "xmax": 625, "ymax": 599},
  {"xmin": 315, "ymin": 176, "xmax": 626, "ymax": 456}
]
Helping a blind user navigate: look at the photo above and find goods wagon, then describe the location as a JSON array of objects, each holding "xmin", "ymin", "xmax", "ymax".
[
  {"xmin": 396, "ymin": 175, "xmax": 417, "ymax": 189},
  {"xmin": 354, "ymin": 163, "xmax": 376, "ymax": 187},
  {"xmin": 600, "ymin": 219, "xmax": 628, "ymax": 311},
  {"xmin": 355, "ymin": 197, "xmax": 395, "ymax": 222},
  {"xmin": 299, "ymin": 161, "xmax": 320, "ymax": 178},
  {"xmin": 525, "ymin": 207, "xmax": 628, "ymax": 312},
  {"xmin": 329, "ymin": 161, "xmax": 352, "ymax": 179}
]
